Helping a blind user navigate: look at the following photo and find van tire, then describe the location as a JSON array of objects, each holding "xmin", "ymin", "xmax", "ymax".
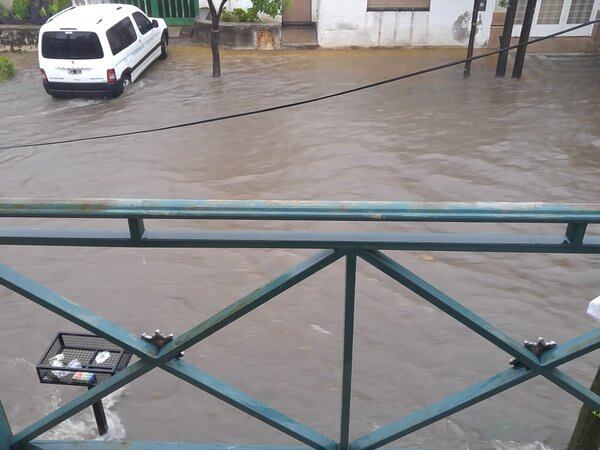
[
  {"xmin": 159, "ymin": 33, "xmax": 168, "ymax": 60},
  {"xmin": 111, "ymin": 72, "xmax": 131, "ymax": 98}
]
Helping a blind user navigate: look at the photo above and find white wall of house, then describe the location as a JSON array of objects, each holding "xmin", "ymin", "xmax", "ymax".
[
  {"xmin": 317, "ymin": 0, "xmax": 496, "ymax": 47},
  {"xmin": 510, "ymin": 0, "xmax": 600, "ymax": 38}
]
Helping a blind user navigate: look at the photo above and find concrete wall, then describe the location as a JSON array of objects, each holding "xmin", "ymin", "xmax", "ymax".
[
  {"xmin": 317, "ymin": 0, "xmax": 495, "ymax": 47},
  {"xmin": 0, "ymin": 25, "xmax": 39, "ymax": 52}
]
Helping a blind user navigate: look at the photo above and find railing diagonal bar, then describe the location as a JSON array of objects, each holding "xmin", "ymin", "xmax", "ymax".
[
  {"xmin": 157, "ymin": 250, "xmax": 344, "ymax": 361},
  {"xmin": 0, "ymin": 262, "xmax": 157, "ymax": 359},
  {"xmin": 541, "ymin": 329, "xmax": 600, "ymax": 368},
  {"xmin": 10, "ymin": 361, "xmax": 153, "ymax": 447},
  {"xmin": 357, "ymin": 250, "xmax": 541, "ymax": 369},
  {"xmin": 349, "ymin": 367, "xmax": 535, "ymax": 450},
  {"xmin": 1, "ymin": 400, "xmax": 12, "ymax": 450},
  {"xmin": 162, "ymin": 359, "xmax": 338, "ymax": 450},
  {"xmin": 542, "ymin": 368, "xmax": 600, "ymax": 411}
]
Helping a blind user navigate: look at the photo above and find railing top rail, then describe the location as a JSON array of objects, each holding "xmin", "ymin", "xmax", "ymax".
[{"xmin": 0, "ymin": 199, "xmax": 599, "ymax": 223}]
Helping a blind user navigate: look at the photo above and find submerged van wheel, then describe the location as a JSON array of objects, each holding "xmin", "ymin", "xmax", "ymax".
[
  {"xmin": 159, "ymin": 34, "xmax": 168, "ymax": 60},
  {"xmin": 110, "ymin": 73, "xmax": 130, "ymax": 99}
]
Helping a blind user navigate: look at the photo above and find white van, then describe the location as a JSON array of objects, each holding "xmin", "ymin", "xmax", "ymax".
[{"xmin": 38, "ymin": 4, "xmax": 168, "ymax": 98}]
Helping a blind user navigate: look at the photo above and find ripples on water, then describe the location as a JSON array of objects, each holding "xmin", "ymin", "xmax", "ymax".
[{"xmin": 0, "ymin": 47, "xmax": 599, "ymax": 448}]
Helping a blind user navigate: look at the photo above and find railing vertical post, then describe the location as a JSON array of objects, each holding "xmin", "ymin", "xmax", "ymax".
[
  {"xmin": 513, "ymin": 0, "xmax": 537, "ymax": 79},
  {"xmin": 128, "ymin": 218, "xmax": 146, "ymax": 243},
  {"xmin": 0, "ymin": 400, "xmax": 12, "ymax": 450},
  {"xmin": 88, "ymin": 387, "xmax": 108, "ymax": 437},
  {"xmin": 340, "ymin": 252, "xmax": 357, "ymax": 450},
  {"xmin": 496, "ymin": 0, "xmax": 519, "ymax": 77},
  {"xmin": 463, "ymin": 0, "xmax": 481, "ymax": 78},
  {"xmin": 566, "ymin": 223, "xmax": 588, "ymax": 246}
]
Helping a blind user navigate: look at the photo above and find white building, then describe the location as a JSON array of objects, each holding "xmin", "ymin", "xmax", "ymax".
[{"xmin": 199, "ymin": 0, "xmax": 599, "ymax": 48}]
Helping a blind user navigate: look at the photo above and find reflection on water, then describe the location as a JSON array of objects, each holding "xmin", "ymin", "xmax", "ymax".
[{"xmin": 0, "ymin": 46, "xmax": 599, "ymax": 449}]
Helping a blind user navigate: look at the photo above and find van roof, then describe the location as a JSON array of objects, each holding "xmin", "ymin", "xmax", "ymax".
[{"xmin": 43, "ymin": 4, "xmax": 139, "ymax": 30}]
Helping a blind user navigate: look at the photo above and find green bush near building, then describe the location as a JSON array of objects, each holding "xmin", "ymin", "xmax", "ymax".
[
  {"xmin": 0, "ymin": 56, "xmax": 16, "ymax": 82},
  {"xmin": 221, "ymin": 0, "xmax": 291, "ymax": 22},
  {"xmin": 12, "ymin": 0, "xmax": 29, "ymax": 20}
]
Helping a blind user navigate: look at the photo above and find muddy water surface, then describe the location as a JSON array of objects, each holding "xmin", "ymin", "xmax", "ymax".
[{"xmin": 0, "ymin": 46, "xmax": 599, "ymax": 449}]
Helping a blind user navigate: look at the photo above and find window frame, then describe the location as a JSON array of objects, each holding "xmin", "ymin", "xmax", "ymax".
[
  {"xmin": 106, "ymin": 16, "xmax": 138, "ymax": 56},
  {"xmin": 366, "ymin": 0, "xmax": 430, "ymax": 12},
  {"xmin": 132, "ymin": 11, "xmax": 154, "ymax": 35}
]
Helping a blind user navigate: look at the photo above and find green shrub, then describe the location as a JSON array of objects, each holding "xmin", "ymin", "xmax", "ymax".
[
  {"xmin": 12, "ymin": 0, "xmax": 30, "ymax": 20},
  {"xmin": 236, "ymin": 7, "xmax": 258, "ymax": 22},
  {"xmin": 47, "ymin": 0, "xmax": 70, "ymax": 16},
  {"xmin": 251, "ymin": 0, "xmax": 290, "ymax": 18},
  {"xmin": 221, "ymin": 7, "xmax": 258, "ymax": 22},
  {"xmin": 0, "ymin": 4, "xmax": 10, "ymax": 19},
  {"xmin": 0, "ymin": 56, "xmax": 15, "ymax": 82}
]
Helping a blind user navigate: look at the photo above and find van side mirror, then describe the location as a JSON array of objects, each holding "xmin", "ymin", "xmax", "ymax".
[{"xmin": 152, "ymin": 19, "xmax": 159, "ymax": 28}]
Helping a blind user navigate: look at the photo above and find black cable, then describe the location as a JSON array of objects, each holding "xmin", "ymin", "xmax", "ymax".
[{"xmin": 1, "ymin": 18, "xmax": 598, "ymax": 151}]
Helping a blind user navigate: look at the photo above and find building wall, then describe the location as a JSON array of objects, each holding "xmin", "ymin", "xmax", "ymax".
[
  {"xmin": 317, "ymin": 0, "xmax": 495, "ymax": 47},
  {"xmin": 510, "ymin": 0, "xmax": 600, "ymax": 38}
]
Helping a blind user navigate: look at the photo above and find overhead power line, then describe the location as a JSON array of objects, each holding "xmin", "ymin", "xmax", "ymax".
[{"xmin": 1, "ymin": 18, "xmax": 598, "ymax": 151}]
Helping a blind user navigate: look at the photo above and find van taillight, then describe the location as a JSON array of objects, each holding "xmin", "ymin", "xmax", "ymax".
[
  {"xmin": 40, "ymin": 69, "xmax": 48, "ymax": 83},
  {"xmin": 107, "ymin": 69, "xmax": 117, "ymax": 84}
]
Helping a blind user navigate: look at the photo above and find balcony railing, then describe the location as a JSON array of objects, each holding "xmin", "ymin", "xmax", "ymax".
[{"xmin": 0, "ymin": 199, "xmax": 599, "ymax": 450}]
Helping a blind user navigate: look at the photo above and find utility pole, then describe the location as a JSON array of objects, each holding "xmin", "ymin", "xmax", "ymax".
[
  {"xmin": 496, "ymin": 0, "xmax": 519, "ymax": 77},
  {"xmin": 464, "ymin": 0, "xmax": 481, "ymax": 78},
  {"xmin": 512, "ymin": 0, "xmax": 537, "ymax": 79},
  {"xmin": 567, "ymin": 365, "xmax": 600, "ymax": 449}
]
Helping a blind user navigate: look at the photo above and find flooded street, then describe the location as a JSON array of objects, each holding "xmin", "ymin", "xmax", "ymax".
[{"xmin": 0, "ymin": 45, "xmax": 599, "ymax": 449}]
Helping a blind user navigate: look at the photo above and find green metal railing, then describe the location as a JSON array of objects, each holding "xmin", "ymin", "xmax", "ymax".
[
  {"xmin": 113, "ymin": 0, "xmax": 198, "ymax": 26},
  {"xmin": 0, "ymin": 199, "xmax": 599, "ymax": 450}
]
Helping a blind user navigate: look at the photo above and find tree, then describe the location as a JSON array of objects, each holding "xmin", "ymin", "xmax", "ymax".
[
  {"xmin": 206, "ymin": 0, "xmax": 289, "ymax": 77},
  {"xmin": 207, "ymin": 0, "xmax": 228, "ymax": 78}
]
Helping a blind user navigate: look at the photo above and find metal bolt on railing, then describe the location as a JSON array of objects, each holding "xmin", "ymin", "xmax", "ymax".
[
  {"xmin": 141, "ymin": 330, "xmax": 184, "ymax": 358},
  {"xmin": 510, "ymin": 337, "xmax": 558, "ymax": 367}
]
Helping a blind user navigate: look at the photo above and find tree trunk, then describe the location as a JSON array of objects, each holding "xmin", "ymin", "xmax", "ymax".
[
  {"xmin": 567, "ymin": 363, "xmax": 600, "ymax": 450},
  {"xmin": 207, "ymin": 0, "xmax": 227, "ymax": 78}
]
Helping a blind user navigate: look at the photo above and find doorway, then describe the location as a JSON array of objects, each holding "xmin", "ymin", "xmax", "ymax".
[{"xmin": 282, "ymin": 0, "xmax": 312, "ymax": 24}]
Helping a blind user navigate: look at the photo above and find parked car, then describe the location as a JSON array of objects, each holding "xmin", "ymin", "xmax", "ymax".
[{"xmin": 38, "ymin": 4, "xmax": 168, "ymax": 98}]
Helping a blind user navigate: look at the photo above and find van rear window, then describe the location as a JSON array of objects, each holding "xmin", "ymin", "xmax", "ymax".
[{"xmin": 41, "ymin": 31, "xmax": 104, "ymax": 60}]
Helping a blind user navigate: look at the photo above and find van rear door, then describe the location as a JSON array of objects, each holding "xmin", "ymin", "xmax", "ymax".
[{"xmin": 40, "ymin": 31, "xmax": 106, "ymax": 82}]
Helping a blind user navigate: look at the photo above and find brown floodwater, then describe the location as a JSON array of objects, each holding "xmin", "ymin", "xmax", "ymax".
[{"xmin": 0, "ymin": 45, "xmax": 599, "ymax": 449}]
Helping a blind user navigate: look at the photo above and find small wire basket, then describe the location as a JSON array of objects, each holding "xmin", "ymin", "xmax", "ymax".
[{"xmin": 36, "ymin": 332, "xmax": 132, "ymax": 387}]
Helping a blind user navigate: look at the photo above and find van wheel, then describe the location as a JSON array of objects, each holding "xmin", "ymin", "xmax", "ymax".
[
  {"xmin": 109, "ymin": 73, "xmax": 130, "ymax": 99},
  {"xmin": 159, "ymin": 34, "xmax": 168, "ymax": 60}
]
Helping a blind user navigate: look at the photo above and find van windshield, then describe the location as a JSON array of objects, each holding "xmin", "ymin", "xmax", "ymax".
[{"xmin": 41, "ymin": 31, "xmax": 104, "ymax": 60}]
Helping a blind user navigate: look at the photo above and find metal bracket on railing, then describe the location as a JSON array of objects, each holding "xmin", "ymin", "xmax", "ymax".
[
  {"xmin": 141, "ymin": 329, "xmax": 184, "ymax": 358},
  {"xmin": 510, "ymin": 337, "xmax": 557, "ymax": 368}
]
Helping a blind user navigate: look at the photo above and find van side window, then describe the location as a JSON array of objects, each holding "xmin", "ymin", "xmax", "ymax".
[
  {"xmin": 106, "ymin": 17, "xmax": 137, "ymax": 55},
  {"xmin": 133, "ymin": 12, "xmax": 153, "ymax": 35}
]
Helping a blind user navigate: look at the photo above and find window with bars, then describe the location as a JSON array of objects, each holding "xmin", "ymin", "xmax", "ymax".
[
  {"xmin": 567, "ymin": 0, "xmax": 595, "ymax": 22},
  {"xmin": 537, "ymin": 0, "xmax": 565, "ymax": 24},
  {"xmin": 514, "ymin": 0, "xmax": 528, "ymax": 24},
  {"xmin": 367, "ymin": 0, "xmax": 430, "ymax": 11}
]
